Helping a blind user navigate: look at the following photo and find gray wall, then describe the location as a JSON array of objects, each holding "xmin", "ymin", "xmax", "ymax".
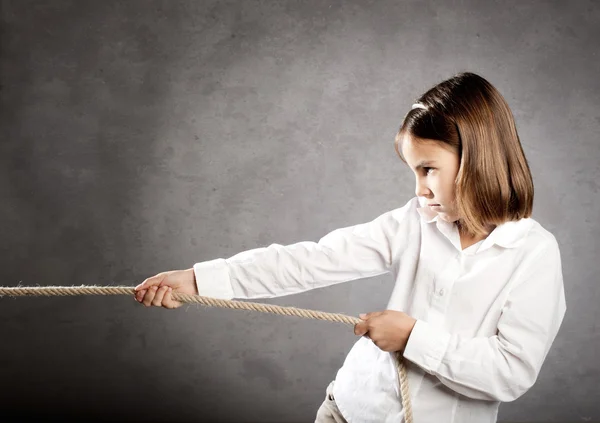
[{"xmin": 1, "ymin": 1, "xmax": 598, "ymax": 422}]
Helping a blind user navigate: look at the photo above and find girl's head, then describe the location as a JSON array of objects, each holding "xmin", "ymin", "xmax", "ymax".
[{"xmin": 394, "ymin": 72, "xmax": 534, "ymax": 237}]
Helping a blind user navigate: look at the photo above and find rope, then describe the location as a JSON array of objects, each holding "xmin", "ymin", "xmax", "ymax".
[{"xmin": 0, "ymin": 285, "xmax": 414, "ymax": 422}]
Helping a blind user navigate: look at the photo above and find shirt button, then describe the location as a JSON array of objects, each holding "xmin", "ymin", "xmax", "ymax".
[{"xmin": 439, "ymin": 288, "xmax": 445, "ymax": 296}]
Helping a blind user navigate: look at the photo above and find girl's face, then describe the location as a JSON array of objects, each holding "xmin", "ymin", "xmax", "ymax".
[{"xmin": 401, "ymin": 134, "xmax": 461, "ymax": 223}]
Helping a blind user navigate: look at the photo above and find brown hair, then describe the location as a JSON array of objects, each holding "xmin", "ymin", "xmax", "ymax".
[{"xmin": 394, "ymin": 72, "xmax": 534, "ymax": 237}]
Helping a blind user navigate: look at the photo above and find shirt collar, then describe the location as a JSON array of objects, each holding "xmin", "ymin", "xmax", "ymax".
[
  {"xmin": 415, "ymin": 196, "xmax": 533, "ymax": 250},
  {"xmin": 484, "ymin": 219, "xmax": 534, "ymax": 249}
]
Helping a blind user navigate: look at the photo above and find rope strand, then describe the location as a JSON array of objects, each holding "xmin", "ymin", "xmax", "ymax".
[{"xmin": 0, "ymin": 285, "xmax": 414, "ymax": 423}]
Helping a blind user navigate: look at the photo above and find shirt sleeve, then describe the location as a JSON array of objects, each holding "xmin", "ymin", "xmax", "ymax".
[
  {"xmin": 193, "ymin": 197, "xmax": 420, "ymax": 300},
  {"xmin": 402, "ymin": 237, "xmax": 567, "ymax": 402}
]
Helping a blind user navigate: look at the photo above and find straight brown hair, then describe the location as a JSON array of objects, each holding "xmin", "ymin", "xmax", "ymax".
[{"xmin": 394, "ymin": 72, "xmax": 534, "ymax": 237}]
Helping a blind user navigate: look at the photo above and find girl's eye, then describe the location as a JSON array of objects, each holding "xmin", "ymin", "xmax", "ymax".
[{"xmin": 423, "ymin": 167, "xmax": 434, "ymax": 175}]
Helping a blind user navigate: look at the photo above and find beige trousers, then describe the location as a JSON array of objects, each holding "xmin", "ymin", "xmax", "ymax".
[{"xmin": 314, "ymin": 380, "xmax": 348, "ymax": 423}]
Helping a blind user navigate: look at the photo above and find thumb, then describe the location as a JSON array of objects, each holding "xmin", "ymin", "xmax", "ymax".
[
  {"xmin": 359, "ymin": 311, "xmax": 382, "ymax": 320},
  {"xmin": 135, "ymin": 273, "xmax": 166, "ymax": 291}
]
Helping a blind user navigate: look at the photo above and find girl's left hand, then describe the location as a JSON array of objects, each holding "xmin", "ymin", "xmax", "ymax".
[{"xmin": 354, "ymin": 310, "xmax": 418, "ymax": 352}]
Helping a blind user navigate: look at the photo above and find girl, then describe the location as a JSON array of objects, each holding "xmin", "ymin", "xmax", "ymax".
[{"xmin": 134, "ymin": 72, "xmax": 566, "ymax": 423}]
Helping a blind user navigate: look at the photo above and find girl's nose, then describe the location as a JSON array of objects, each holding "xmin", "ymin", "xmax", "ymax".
[{"xmin": 415, "ymin": 180, "xmax": 431, "ymax": 198}]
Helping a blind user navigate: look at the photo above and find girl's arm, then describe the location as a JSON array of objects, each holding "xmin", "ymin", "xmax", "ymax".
[
  {"xmin": 192, "ymin": 197, "xmax": 419, "ymax": 300},
  {"xmin": 402, "ymin": 237, "xmax": 566, "ymax": 402}
]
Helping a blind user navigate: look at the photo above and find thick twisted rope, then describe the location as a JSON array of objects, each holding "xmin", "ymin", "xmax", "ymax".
[{"xmin": 0, "ymin": 285, "xmax": 414, "ymax": 423}]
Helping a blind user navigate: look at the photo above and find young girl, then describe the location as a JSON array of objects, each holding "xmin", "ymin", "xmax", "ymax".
[{"xmin": 134, "ymin": 72, "xmax": 566, "ymax": 423}]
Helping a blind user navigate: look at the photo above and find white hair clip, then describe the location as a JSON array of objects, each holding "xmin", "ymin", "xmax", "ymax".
[{"xmin": 411, "ymin": 103, "xmax": 427, "ymax": 110}]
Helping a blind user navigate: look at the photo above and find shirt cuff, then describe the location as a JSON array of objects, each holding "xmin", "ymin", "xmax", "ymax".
[
  {"xmin": 402, "ymin": 319, "xmax": 451, "ymax": 375},
  {"xmin": 193, "ymin": 258, "xmax": 234, "ymax": 300}
]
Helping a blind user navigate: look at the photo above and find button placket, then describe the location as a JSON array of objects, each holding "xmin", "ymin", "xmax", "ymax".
[{"xmin": 432, "ymin": 255, "xmax": 460, "ymax": 306}]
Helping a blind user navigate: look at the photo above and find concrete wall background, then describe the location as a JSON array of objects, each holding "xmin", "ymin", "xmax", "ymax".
[{"xmin": 1, "ymin": 1, "xmax": 598, "ymax": 421}]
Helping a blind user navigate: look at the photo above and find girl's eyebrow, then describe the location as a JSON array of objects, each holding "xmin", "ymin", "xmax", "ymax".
[{"xmin": 415, "ymin": 160, "xmax": 436, "ymax": 170}]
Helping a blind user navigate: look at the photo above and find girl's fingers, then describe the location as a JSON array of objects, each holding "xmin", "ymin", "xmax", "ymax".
[
  {"xmin": 142, "ymin": 286, "xmax": 158, "ymax": 307},
  {"xmin": 152, "ymin": 286, "xmax": 169, "ymax": 306},
  {"xmin": 135, "ymin": 289, "xmax": 147, "ymax": 302},
  {"xmin": 135, "ymin": 283, "xmax": 180, "ymax": 309},
  {"xmin": 162, "ymin": 287, "xmax": 180, "ymax": 309}
]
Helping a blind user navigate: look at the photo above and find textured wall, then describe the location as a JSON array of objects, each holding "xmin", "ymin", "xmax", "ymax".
[{"xmin": 1, "ymin": 0, "xmax": 598, "ymax": 422}]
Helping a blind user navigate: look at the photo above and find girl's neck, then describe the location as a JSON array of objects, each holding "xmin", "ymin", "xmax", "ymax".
[{"xmin": 456, "ymin": 220, "xmax": 496, "ymax": 250}]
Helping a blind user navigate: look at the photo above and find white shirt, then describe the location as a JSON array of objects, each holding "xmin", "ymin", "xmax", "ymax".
[{"xmin": 193, "ymin": 196, "xmax": 567, "ymax": 423}]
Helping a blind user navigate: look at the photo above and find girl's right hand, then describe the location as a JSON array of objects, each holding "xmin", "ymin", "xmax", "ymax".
[{"xmin": 134, "ymin": 268, "xmax": 198, "ymax": 309}]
